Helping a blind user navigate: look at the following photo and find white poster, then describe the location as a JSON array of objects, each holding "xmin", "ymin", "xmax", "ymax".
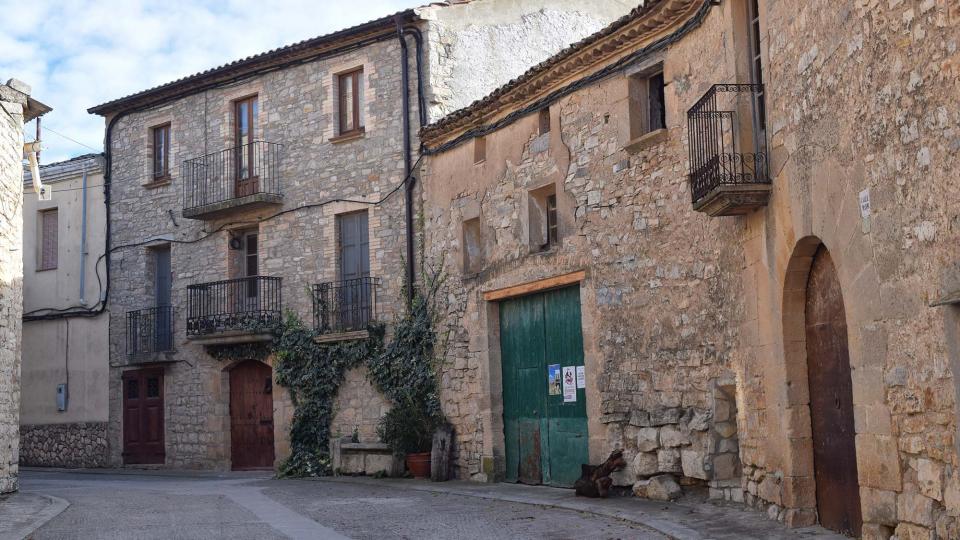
[
  {"xmin": 576, "ymin": 366, "xmax": 586, "ymax": 389},
  {"xmin": 562, "ymin": 366, "xmax": 577, "ymax": 403}
]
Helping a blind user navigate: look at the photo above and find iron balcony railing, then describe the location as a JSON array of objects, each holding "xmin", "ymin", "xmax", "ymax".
[
  {"xmin": 182, "ymin": 141, "xmax": 282, "ymax": 213},
  {"xmin": 126, "ymin": 306, "xmax": 175, "ymax": 356},
  {"xmin": 312, "ymin": 277, "xmax": 379, "ymax": 335},
  {"xmin": 687, "ymin": 83, "xmax": 769, "ymax": 203},
  {"xmin": 186, "ymin": 276, "xmax": 282, "ymax": 337}
]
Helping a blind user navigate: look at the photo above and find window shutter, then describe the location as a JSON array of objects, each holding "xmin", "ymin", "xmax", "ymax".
[{"xmin": 41, "ymin": 210, "xmax": 58, "ymax": 270}]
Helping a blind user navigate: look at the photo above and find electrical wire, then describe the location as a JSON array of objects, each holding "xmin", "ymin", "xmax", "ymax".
[
  {"xmin": 42, "ymin": 126, "xmax": 102, "ymax": 153},
  {"xmin": 23, "ymin": 155, "xmax": 421, "ymax": 320}
]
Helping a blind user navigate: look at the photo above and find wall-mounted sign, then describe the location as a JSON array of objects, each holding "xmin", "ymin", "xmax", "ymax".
[
  {"xmin": 548, "ymin": 364, "xmax": 561, "ymax": 396},
  {"xmin": 562, "ymin": 366, "xmax": 577, "ymax": 402},
  {"xmin": 576, "ymin": 366, "xmax": 586, "ymax": 389},
  {"xmin": 859, "ymin": 188, "xmax": 871, "ymax": 218}
]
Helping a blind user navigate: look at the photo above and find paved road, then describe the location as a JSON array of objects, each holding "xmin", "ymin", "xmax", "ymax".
[{"xmin": 19, "ymin": 469, "xmax": 665, "ymax": 540}]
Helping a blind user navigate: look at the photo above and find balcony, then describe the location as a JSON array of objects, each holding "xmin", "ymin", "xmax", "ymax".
[
  {"xmin": 186, "ymin": 276, "xmax": 282, "ymax": 344},
  {"xmin": 687, "ymin": 84, "xmax": 770, "ymax": 216},
  {"xmin": 126, "ymin": 306, "xmax": 175, "ymax": 359},
  {"xmin": 312, "ymin": 277, "xmax": 379, "ymax": 342},
  {"xmin": 182, "ymin": 141, "xmax": 283, "ymax": 220}
]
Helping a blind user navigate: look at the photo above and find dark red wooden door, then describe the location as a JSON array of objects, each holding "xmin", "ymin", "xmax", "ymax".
[
  {"xmin": 805, "ymin": 247, "xmax": 862, "ymax": 537},
  {"xmin": 230, "ymin": 360, "xmax": 275, "ymax": 470},
  {"xmin": 122, "ymin": 368, "xmax": 165, "ymax": 464}
]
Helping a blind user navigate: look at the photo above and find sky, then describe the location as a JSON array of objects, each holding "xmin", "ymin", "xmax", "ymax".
[{"xmin": 0, "ymin": 0, "xmax": 424, "ymax": 163}]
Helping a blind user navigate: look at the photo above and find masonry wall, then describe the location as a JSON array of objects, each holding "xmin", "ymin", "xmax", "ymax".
[
  {"xmin": 106, "ymin": 37, "xmax": 414, "ymax": 469},
  {"xmin": 734, "ymin": 1, "xmax": 960, "ymax": 537},
  {"xmin": 420, "ymin": 4, "xmax": 749, "ymax": 486},
  {"xmin": 0, "ymin": 84, "xmax": 27, "ymax": 493}
]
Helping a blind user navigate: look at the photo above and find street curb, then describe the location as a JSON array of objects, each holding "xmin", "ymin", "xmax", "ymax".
[
  {"xmin": 1, "ymin": 493, "xmax": 70, "ymax": 540},
  {"xmin": 311, "ymin": 476, "xmax": 697, "ymax": 539}
]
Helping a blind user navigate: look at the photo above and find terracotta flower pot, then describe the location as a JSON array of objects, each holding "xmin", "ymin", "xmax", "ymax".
[{"xmin": 406, "ymin": 451, "xmax": 432, "ymax": 478}]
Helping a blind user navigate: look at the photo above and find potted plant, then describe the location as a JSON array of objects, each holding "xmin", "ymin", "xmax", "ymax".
[{"xmin": 377, "ymin": 397, "xmax": 438, "ymax": 478}]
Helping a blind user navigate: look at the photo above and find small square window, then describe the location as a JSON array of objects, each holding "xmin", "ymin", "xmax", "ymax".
[
  {"xmin": 146, "ymin": 377, "xmax": 160, "ymax": 398},
  {"xmin": 462, "ymin": 217, "xmax": 483, "ymax": 273},
  {"xmin": 474, "ymin": 136, "xmax": 486, "ymax": 164},
  {"xmin": 628, "ymin": 67, "xmax": 667, "ymax": 139}
]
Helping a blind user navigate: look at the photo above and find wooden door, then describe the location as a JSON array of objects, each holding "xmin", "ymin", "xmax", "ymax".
[
  {"xmin": 501, "ymin": 285, "xmax": 588, "ymax": 487},
  {"xmin": 234, "ymin": 96, "xmax": 259, "ymax": 197},
  {"xmin": 338, "ymin": 211, "xmax": 370, "ymax": 330},
  {"xmin": 230, "ymin": 360, "xmax": 275, "ymax": 470},
  {"xmin": 122, "ymin": 369, "xmax": 165, "ymax": 464},
  {"xmin": 805, "ymin": 246, "xmax": 862, "ymax": 536}
]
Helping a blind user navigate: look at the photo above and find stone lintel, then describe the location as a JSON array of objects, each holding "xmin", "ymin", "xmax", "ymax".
[{"xmin": 188, "ymin": 332, "xmax": 274, "ymax": 346}]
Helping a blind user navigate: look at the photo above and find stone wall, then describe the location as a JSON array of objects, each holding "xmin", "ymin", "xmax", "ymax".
[
  {"xmin": 419, "ymin": 2, "xmax": 746, "ymax": 485},
  {"xmin": 19, "ymin": 423, "xmax": 108, "ymax": 468},
  {"xmin": 330, "ymin": 366, "xmax": 391, "ymax": 444},
  {"xmin": 734, "ymin": 0, "xmax": 960, "ymax": 537},
  {"xmin": 105, "ymin": 38, "xmax": 414, "ymax": 469},
  {"xmin": 0, "ymin": 79, "xmax": 30, "ymax": 494}
]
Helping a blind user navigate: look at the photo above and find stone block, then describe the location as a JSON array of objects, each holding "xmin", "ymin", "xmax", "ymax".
[
  {"xmin": 659, "ymin": 425, "xmax": 689, "ymax": 447},
  {"xmin": 650, "ymin": 407, "xmax": 681, "ymax": 426},
  {"xmin": 657, "ymin": 449, "xmax": 681, "ymax": 473},
  {"xmin": 681, "ymin": 449, "xmax": 708, "ymax": 480},
  {"xmin": 628, "ymin": 410, "xmax": 651, "ymax": 427},
  {"xmin": 632, "ymin": 479, "xmax": 650, "ymax": 497},
  {"xmin": 915, "ymin": 458, "xmax": 943, "ymax": 501},
  {"xmin": 758, "ymin": 475, "xmax": 782, "ymax": 505},
  {"xmin": 860, "ymin": 523, "xmax": 895, "ymax": 540},
  {"xmin": 898, "ymin": 492, "xmax": 935, "ymax": 527},
  {"xmin": 636, "ymin": 427, "xmax": 659, "ymax": 452},
  {"xmin": 780, "ymin": 475, "xmax": 816, "ymax": 508},
  {"xmin": 861, "ymin": 487, "xmax": 898, "ymax": 526},
  {"xmin": 713, "ymin": 421, "xmax": 737, "ymax": 439},
  {"xmin": 893, "ymin": 522, "xmax": 935, "ymax": 540},
  {"xmin": 632, "ymin": 451, "xmax": 659, "ymax": 478},
  {"xmin": 857, "ymin": 434, "xmax": 902, "ymax": 491},
  {"xmin": 610, "ymin": 467, "xmax": 636, "ymax": 487},
  {"xmin": 646, "ymin": 474, "xmax": 682, "ymax": 501},
  {"xmin": 783, "ymin": 508, "xmax": 817, "ymax": 528},
  {"xmin": 711, "ymin": 453, "xmax": 740, "ymax": 480}
]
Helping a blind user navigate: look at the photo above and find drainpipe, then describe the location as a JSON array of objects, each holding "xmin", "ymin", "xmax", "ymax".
[
  {"xmin": 79, "ymin": 163, "xmax": 88, "ymax": 305},
  {"xmin": 396, "ymin": 20, "xmax": 427, "ymax": 306}
]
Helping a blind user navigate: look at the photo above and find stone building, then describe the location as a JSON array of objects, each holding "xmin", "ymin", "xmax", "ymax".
[
  {"xmin": 20, "ymin": 154, "xmax": 110, "ymax": 468},
  {"xmin": 0, "ymin": 78, "xmax": 50, "ymax": 494},
  {"xmin": 419, "ymin": 0, "xmax": 960, "ymax": 538},
  {"xmin": 87, "ymin": 1, "xmax": 634, "ymax": 471}
]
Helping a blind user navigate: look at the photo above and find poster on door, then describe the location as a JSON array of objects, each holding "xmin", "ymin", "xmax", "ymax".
[
  {"xmin": 562, "ymin": 366, "xmax": 576, "ymax": 402},
  {"xmin": 547, "ymin": 364, "xmax": 561, "ymax": 396}
]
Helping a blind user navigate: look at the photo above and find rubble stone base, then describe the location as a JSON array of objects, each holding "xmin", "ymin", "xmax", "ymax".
[{"xmin": 19, "ymin": 423, "xmax": 108, "ymax": 468}]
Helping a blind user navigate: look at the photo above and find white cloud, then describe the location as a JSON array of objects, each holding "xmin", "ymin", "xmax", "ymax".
[{"xmin": 0, "ymin": 0, "xmax": 423, "ymax": 162}]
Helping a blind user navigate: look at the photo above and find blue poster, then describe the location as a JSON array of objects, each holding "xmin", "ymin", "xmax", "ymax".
[{"xmin": 547, "ymin": 364, "xmax": 561, "ymax": 396}]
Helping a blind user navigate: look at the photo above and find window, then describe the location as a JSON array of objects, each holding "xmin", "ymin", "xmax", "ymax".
[
  {"xmin": 628, "ymin": 67, "xmax": 667, "ymax": 140},
  {"xmin": 338, "ymin": 68, "xmax": 364, "ymax": 136},
  {"xmin": 234, "ymin": 96, "xmax": 258, "ymax": 181},
  {"xmin": 474, "ymin": 136, "xmax": 486, "ymax": 164},
  {"xmin": 462, "ymin": 217, "xmax": 483, "ymax": 273},
  {"xmin": 242, "ymin": 231, "xmax": 258, "ymax": 298},
  {"xmin": 528, "ymin": 184, "xmax": 559, "ymax": 252},
  {"xmin": 151, "ymin": 124, "xmax": 170, "ymax": 180},
  {"xmin": 538, "ymin": 108, "xmax": 551, "ymax": 135},
  {"xmin": 39, "ymin": 208, "xmax": 58, "ymax": 270},
  {"xmin": 747, "ymin": 0, "xmax": 766, "ymax": 137}
]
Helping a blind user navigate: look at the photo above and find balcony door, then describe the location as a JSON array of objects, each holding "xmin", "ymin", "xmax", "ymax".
[
  {"xmin": 234, "ymin": 96, "xmax": 259, "ymax": 198},
  {"xmin": 338, "ymin": 211, "xmax": 370, "ymax": 331},
  {"xmin": 154, "ymin": 246, "xmax": 172, "ymax": 351}
]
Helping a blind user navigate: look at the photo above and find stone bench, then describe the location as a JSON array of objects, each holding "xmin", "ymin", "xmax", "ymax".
[{"xmin": 330, "ymin": 440, "xmax": 403, "ymax": 476}]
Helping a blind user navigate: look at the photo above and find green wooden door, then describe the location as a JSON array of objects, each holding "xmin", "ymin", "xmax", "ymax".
[{"xmin": 500, "ymin": 285, "xmax": 588, "ymax": 487}]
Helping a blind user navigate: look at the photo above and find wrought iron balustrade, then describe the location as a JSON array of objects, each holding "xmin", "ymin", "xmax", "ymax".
[
  {"xmin": 182, "ymin": 141, "xmax": 282, "ymax": 214},
  {"xmin": 687, "ymin": 83, "xmax": 769, "ymax": 204},
  {"xmin": 186, "ymin": 276, "xmax": 282, "ymax": 337},
  {"xmin": 312, "ymin": 277, "xmax": 379, "ymax": 335},
  {"xmin": 127, "ymin": 306, "xmax": 175, "ymax": 356}
]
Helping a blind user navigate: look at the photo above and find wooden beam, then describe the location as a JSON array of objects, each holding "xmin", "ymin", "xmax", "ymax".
[{"xmin": 482, "ymin": 270, "xmax": 586, "ymax": 302}]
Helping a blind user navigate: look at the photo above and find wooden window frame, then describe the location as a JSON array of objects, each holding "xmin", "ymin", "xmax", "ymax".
[
  {"xmin": 38, "ymin": 208, "xmax": 58, "ymax": 271},
  {"xmin": 337, "ymin": 68, "xmax": 364, "ymax": 137},
  {"xmin": 474, "ymin": 136, "xmax": 486, "ymax": 164},
  {"xmin": 150, "ymin": 123, "xmax": 171, "ymax": 181},
  {"xmin": 233, "ymin": 95, "xmax": 258, "ymax": 181}
]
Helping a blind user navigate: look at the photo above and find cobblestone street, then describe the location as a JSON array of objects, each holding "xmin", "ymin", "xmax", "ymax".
[{"xmin": 13, "ymin": 469, "xmax": 845, "ymax": 539}]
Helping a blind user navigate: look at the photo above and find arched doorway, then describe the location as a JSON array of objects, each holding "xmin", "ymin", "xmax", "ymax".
[
  {"xmin": 804, "ymin": 245, "xmax": 861, "ymax": 536},
  {"xmin": 230, "ymin": 360, "xmax": 275, "ymax": 470}
]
